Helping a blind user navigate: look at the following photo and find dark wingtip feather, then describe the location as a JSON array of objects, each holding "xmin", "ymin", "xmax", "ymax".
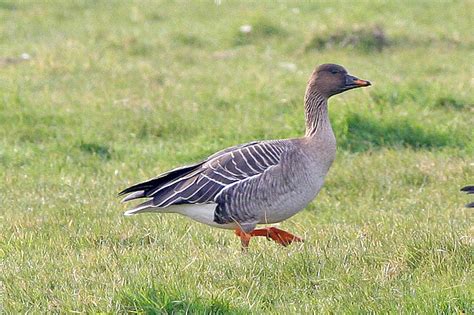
[
  {"xmin": 461, "ymin": 185, "xmax": 474, "ymax": 194},
  {"xmin": 120, "ymin": 191, "xmax": 145, "ymax": 203},
  {"xmin": 118, "ymin": 162, "xmax": 205, "ymax": 200},
  {"xmin": 466, "ymin": 202, "xmax": 474, "ymax": 208},
  {"xmin": 118, "ymin": 181, "xmax": 154, "ymax": 196}
]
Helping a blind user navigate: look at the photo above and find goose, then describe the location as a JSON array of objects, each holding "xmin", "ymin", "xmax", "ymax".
[
  {"xmin": 119, "ymin": 64, "xmax": 371, "ymax": 248},
  {"xmin": 461, "ymin": 186, "xmax": 474, "ymax": 208}
]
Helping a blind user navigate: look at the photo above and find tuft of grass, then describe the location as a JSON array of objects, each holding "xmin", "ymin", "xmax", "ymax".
[
  {"xmin": 233, "ymin": 17, "xmax": 286, "ymax": 46},
  {"xmin": 0, "ymin": 2, "xmax": 17, "ymax": 10},
  {"xmin": 370, "ymin": 83, "xmax": 426, "ymax": 107},
  {"xmin": 339, "ymin": 113, "xmax": 464, "ymax": 152},
  {"xmin": 79, "ymin": 142, "xmax": 112, "ymax": 160},
  {"xmin": 119, "ymin": 287, "xmax": 247, "ymax": 314},
  {"xmin": 306, "ymin": 25, "xmax": 388, "ymax": 52},
  {"xmin": 175, "ymin": 33, "xmax": 206, "ymax": 47},
  {"xmin": 434, "ymin": 96, "xmax": 471, "ymax": 110}
]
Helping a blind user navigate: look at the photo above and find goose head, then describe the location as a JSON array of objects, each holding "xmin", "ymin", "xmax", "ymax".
[{"xmin": 308, "ymin": 64, "xmax": 371, "ymax": 98}]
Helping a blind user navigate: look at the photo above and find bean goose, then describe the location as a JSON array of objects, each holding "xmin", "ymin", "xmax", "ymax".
[
  {"xmin": 461, "ymin": 186, "xmax": 474, "ymax": 208},
  {"xmin": 119, "ymin": 64, "xmax": 371, "ymax": 248}
]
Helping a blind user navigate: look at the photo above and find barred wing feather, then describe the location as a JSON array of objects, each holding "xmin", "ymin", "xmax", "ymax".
[{"xmin": 120, "ymin": 141, "xmax": 287, "ymax": 213}]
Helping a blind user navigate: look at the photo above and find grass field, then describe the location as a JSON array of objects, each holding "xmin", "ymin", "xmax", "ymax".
[{"xmin": 1, "ymin": 1, "xmax": 473, "ymax": 313}]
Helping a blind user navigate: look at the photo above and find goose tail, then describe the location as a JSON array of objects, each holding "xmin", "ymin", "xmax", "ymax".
[{"xmin": 123, "ymin": 200, "xmax": 155, "ymax": 216}]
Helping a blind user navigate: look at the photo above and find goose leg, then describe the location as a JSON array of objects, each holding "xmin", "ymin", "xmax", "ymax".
[
  {"xmin": 235, "ymin": 227, "xmax": 303, "ymax": 248},
  {"xmin": 234, "ymin": 228, "xmax": 252, "ymax": 250}
]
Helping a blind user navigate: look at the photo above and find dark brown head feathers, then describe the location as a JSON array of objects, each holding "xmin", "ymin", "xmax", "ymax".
[{"xmin": 307, "ymin": 63, "xmax": 370, "ymax": 98}]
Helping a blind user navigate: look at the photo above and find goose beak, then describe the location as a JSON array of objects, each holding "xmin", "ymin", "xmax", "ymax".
[{"xmin": 344, "ymin": 74, "xmax": 371, "ymax": 90}]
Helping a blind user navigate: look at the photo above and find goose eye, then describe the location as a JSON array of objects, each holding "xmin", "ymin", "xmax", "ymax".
[{"xmin": 331, "ymin": 70, "xmax": 338, "ymax": 74}]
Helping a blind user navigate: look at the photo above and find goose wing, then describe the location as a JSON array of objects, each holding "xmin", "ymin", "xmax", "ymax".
[{"xmin": 120, "ymin": 140, "xmax": 288, "ymax": 213}]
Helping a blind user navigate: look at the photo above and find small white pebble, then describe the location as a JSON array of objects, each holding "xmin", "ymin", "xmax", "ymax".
[
  {"xmin": 279, "ymin": 62, "xmax": 297, "ymax": 72},
  {"xmin": 239, "ymin": 25, "xmax": 252, "ymax": 34},
  {"xmin": 20, "ymin": 53, "xmax": 31, "ymax": 60}
]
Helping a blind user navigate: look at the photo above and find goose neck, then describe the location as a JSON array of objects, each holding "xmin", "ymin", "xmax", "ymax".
[{"xmin": 304, "ymin": 90, "xmax": 330, "ymax": 137}]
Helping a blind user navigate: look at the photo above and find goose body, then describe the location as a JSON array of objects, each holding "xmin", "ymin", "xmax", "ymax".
[
  {"xmin": 122, "ymin": 137, "xmax": 335, "ymax": 231},
  {"xmin": 120, "ymin": 64, "xmax": 370, "ymax": 247}
]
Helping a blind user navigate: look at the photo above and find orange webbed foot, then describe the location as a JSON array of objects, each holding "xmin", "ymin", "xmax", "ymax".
[
  {"xmin": 235, "ymin": 227, "xmax": 303, "ymax": 248},
  {"xmin": 252, "ymin": 227, "xmax": 304, "ymax": 246}
]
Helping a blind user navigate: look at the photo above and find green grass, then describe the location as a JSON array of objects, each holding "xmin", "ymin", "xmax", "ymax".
[{"xmin": 1, "ymin": 0, "xmax": 473, "ymax": 313}]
